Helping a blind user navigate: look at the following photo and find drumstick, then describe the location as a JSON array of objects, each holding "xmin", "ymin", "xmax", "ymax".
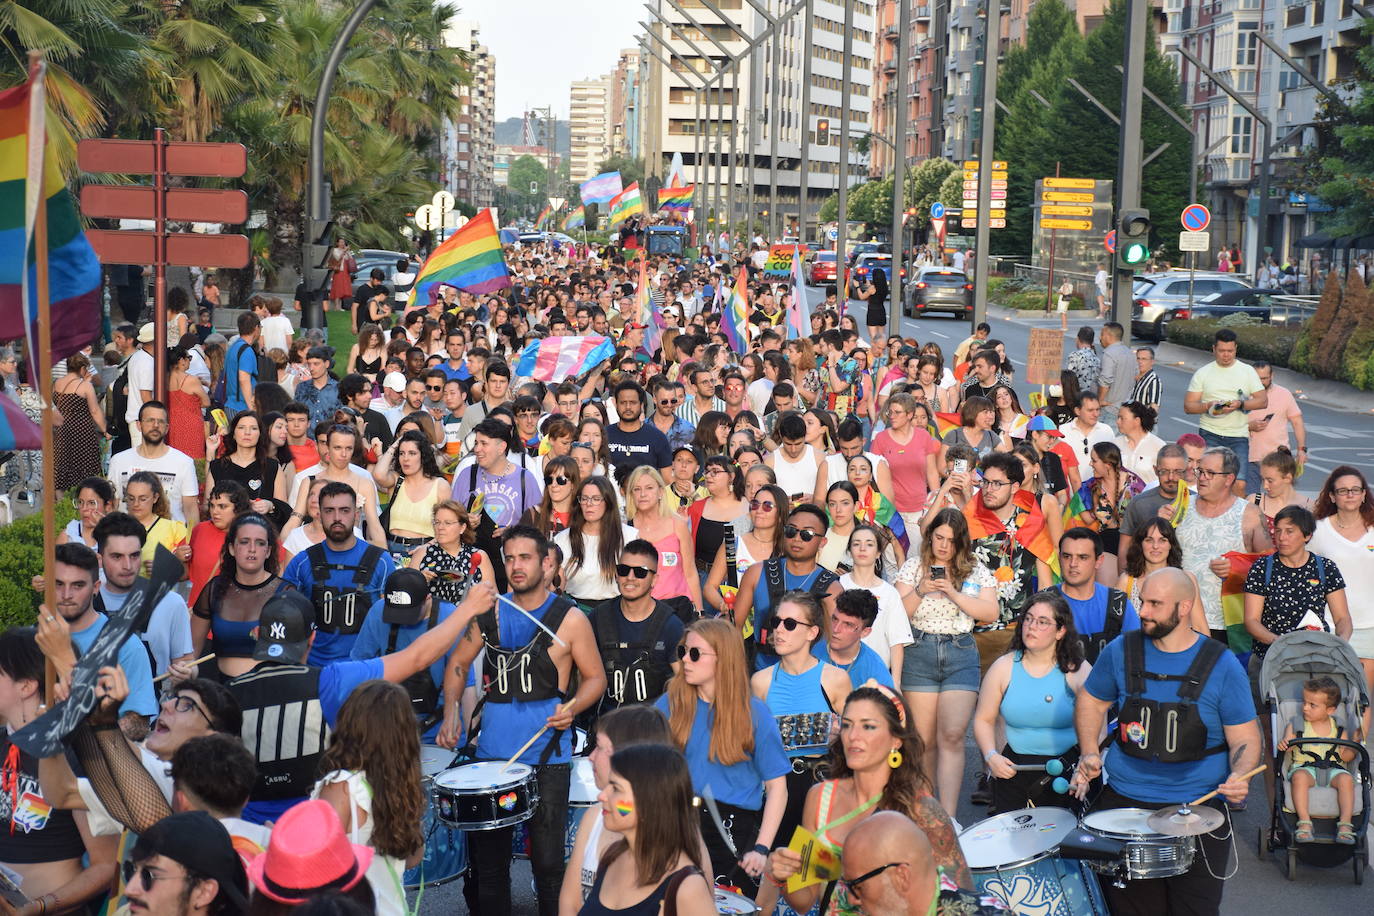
[
  {"xmin": 1188, "ymin": 765, "xmax": 1267, "ymax": 807},
  {"xmin": 499, "ymin": 701, "xmax": 573, "ymax": 774},
  {"xmin": 499, "ymin": 596, "xmax": 567, "ymax": 648},
  {"xmin": 152, "ymin": 653, "xmax": 216, "ymax": 684}
]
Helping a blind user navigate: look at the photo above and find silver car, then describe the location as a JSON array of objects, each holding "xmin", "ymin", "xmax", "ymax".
[
  {"xmin": 905, "ymin": 266, "xmax": 973, "ymax": 319},
  {"xmin": 1131, "ymin": 271, "xmax": 1253, "ymax": 341}
]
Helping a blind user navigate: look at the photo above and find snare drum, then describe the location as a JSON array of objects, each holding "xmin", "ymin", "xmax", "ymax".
[
  {"xmin": 405, "ymin": 746, "xmax": 467, "ymax": 887},
  {"xmin": 434, "ymin": 760, "xmax": 539, "ymax": 830},
  {"xmin": 959, "ymin": 808, "xmax": 1107, "ymax": 916},
  {"xmin": 713, "ymin": 887, "xmax": 761, "ymax": 914},
  {"xmin": 1081, "ymin": 808, "xmax": 1195, "ymax": 881}
]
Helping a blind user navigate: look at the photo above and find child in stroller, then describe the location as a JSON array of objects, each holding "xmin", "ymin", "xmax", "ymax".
[{"xmin": 1278, "ymin": 676, "xmax": 1359, "ymax": 844}]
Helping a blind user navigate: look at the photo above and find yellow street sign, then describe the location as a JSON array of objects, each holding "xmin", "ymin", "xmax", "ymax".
[
  {"xmin": 963, "ymin": 170, "xmax": 1009, "ymax": 181},
  {"xmin": 1039, "ymin": 218, "xmax": 1094, "ymax": 231},
  {"xmin": 965, "ymin": 160, "xmax": 1008, "ymax": 170},
  {"xmin": 1042, "ymin": 191, "xmax": 1094, "ymax": 203},
  {"xmin": 1042, "ymin": 177, "xmax": 1096, "ymax": 190},
  {"xmin": 1041, "ymin": 204, "xmax": 1094, "ymax": 217}
]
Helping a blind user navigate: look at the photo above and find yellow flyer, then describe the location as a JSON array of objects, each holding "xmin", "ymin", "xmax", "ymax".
[{"xmin": 785, "ymin": 825, "xmax": 842, "ymax": 892}]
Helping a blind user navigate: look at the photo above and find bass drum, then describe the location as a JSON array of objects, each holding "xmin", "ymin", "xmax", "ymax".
[{"xmin": 959, "ymin": 807, "xmax": 1107, "ymax": 916}]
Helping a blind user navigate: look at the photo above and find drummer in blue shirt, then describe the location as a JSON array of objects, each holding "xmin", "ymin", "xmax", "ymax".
[
  {"xmin": 1054, "ymin": 528, "xmax": 1140, "ymax": 664},
  {"xmin": 1072, "ymin": 567, "xmax": 1260, "ymax": 916},
  {"xmin": 812, "ymin": 589, "xmax": 897, "ymax": 688},
  {"xmin": 657, "ymin": 617, "xmax": 790, "ymax": 896}
]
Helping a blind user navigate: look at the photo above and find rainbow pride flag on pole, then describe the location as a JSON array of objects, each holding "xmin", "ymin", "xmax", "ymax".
[
  {"xmin": 0, "ymin": 65, "xmax": 101, "ymax": 368},
  {"xmin": 562, "ymin": 205, "xmax": 585, "ymax": 231},
  {"xmin": 657, "ymin": 185, "xmax": 694, "ymax": 212},
  {"xmin": 411, "ymin": 208, "xmax": 511, "ymax": 305},
  {"xmin": 609, "ymin": 182, "xmax": 644, "ymax": 225},
  {"xmin": 721, "ymin": 267, "xmax": 750, "ymax": 354},
  {"xmin": 534, "ymin": 204, "xmax": 552, "ymax": 230},
  {"xmin": 634, "ymin": 254, "xmax": 663, "ymax": 359}
]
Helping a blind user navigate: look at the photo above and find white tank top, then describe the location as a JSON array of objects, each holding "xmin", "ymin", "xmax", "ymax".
[
  {"xmin": 773, "ymin": 444, "xmax": 821, "ymax": 500},
  {"xmin": 580, "ymin": 809, "xmax": 607, "ymax": 899}
]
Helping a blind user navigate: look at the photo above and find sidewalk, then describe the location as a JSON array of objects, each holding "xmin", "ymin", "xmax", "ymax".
[{"xmin": 988, "ymin": 304, "xmax": 1374, "ymax": 416}]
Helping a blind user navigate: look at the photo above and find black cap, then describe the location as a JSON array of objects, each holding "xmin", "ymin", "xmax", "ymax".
[
  {"xmin": 382, "ymin": 568, "xmax": 430, "ymax": 625},
  {"xmin": 134, "ymin": 812, "xmax": 250, "ymax": 913},
  {"xmin": 672, "ymin": 444, "xmax": 701, "ymax": 463},
  {"xmin": 252, "ymin": 591, "xmax": 315, "ymax": 664}
]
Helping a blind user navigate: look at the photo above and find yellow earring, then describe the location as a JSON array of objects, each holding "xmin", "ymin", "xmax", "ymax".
[{"xmin": 888, "ymin": 748, "xmax": 902, "ymax": 769}]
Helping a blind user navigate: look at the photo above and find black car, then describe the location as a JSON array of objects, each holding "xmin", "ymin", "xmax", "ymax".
[{"xmin": 1138, "ymin": 288, "xmax": 1279, "ymax": 342}]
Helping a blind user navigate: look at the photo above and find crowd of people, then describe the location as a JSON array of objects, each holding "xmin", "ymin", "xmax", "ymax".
[{"xmin": 3, "ymin": 233, "xmax": 1371, "ymax": 916}]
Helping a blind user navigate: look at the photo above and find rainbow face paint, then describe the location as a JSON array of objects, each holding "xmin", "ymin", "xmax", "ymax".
[{"xmin": 614, "ymin": 801, "xmax": 634, "ymax": 817}]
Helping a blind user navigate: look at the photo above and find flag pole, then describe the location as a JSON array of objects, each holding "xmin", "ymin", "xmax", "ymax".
[{"xmin": 28, "ymin": 50, "xmax": 56, "ymax": 708}]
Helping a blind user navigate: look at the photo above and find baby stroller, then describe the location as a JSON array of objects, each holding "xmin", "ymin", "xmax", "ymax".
[{"xmin": 1258, "ymin": 630, "xmax": 1371, "ymax": 882}]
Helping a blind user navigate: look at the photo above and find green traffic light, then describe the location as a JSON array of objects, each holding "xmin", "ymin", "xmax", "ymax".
[{"xmin": 1120, "ymin": 242, "xmax": 1149, "ymax": 265}]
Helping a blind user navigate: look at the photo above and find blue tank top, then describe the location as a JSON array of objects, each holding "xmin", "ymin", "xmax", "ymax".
[
  {"xmin": 1000, "ymin": 653, "xmax": 1076, "ymax": 756},
  {"xmin": 212, "ymin": 614, "xmax": 259, "ymax": 658},
  {"xmin": 752, "ymin": 565, "xmax": 825, "ymax": 670},
  {"xmin": 475, "ymin": 592, "xmax": 571, "ymax": 765},
  {"xmin": 764, "ymin": 660, "xmax": 831, "ymax": 758}
]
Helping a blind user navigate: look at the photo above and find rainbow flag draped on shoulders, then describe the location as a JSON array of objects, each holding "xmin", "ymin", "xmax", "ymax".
[
  {"xmin": 657, "ymin": 185, "xmax": 693, "ymax": 212},
  {"xmin": 0, "ymin": 65, "xmax": 101, "ymax": 367},
  {"xmin": 964, "ymin": 489, "xmax": 1060, "ymax": 583},
  {"xmin": 721, "ymin": 266, "xmax": 750, "ymax": 354},
  {"xmin": 411, "ymin": 208, "xmax": 510, "ymax": 306},
  {"xmin": 856, "ymin": 487, "xmax": 908, "ymax": 552},
  {"xmin": 562, "ymin": 205, "xmax": 585, "ymax": 231}
]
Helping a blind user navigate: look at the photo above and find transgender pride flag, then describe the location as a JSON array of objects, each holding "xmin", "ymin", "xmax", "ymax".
[
  {"xmin": 515, "ymin": 335, "xmax": 616, "ymax": 382},
  {"xmin": 579, "ymin": 170, "xmax": 623, "ymax": 206}
]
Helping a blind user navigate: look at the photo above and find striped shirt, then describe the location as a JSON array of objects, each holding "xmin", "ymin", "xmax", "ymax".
[
  {"xmin": 677, "ymin": 395, "xmax": 727, "ymax": 427},
  {"xmin": 1131, "ymin": 369, "xmax": 1162, "ymax": 408}
]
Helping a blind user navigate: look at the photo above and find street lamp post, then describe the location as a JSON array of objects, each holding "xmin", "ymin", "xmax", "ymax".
[
  {"xmin": 888, "ymin": 0, "xmax": 911, "ymax": 338},
  {"xmin": 837, "ymin": 0, "xmax": 854, "ymax": 305}
]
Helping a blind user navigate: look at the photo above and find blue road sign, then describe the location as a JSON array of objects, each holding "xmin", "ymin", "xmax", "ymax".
[
  {"xmin": 826, "ymin": 226, "xmax": 839, "ymax": 241},
  {"xmin": 1181, "ymin": 204, "xmax": 1211, "ymax": 232},
  {"xmin": 931, "ymin": 202, "xmax": 945, "ymax": 219}
]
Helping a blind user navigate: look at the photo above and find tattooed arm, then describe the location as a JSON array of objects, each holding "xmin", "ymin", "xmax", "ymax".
[{"xmin": 909, "ymin": 795, "xmax": 972, "ymax": 890}]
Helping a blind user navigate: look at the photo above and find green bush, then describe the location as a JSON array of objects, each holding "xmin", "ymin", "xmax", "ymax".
[
  {"xmin": 0, "ymin": 502, "xmax": 78, "ymax": 629},
  {"xmin": 987, "ymin": 275, "xmax": 1084, "ymax": 311},
  {"xmin": 1166, "ymin": 317, "xmax": 1303, "ymax": 368}
]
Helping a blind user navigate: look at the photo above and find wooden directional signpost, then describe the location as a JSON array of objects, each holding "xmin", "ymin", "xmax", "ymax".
[{"xmin": 79, "ymin": 129, "xmax": 250, "ymax": 402}]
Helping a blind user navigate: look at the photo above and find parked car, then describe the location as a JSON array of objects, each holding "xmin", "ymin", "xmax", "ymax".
[
  {"xmin": 809, "ymin": 251, "xmax": 837, "ymax": 285},
  {"xmin": 1130, "ymin": 271, "xmax": 1254, "ymax": 341},
  {"xmin": 904, "ymin": 266, "xmax": 974, "ymax": 319},
  {"xmin": 351, "ymin": 249, "xmax": 408, "ymax": 285}
]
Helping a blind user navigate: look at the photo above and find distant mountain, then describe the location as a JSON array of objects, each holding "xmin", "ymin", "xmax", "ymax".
[{"xmin": 494, "ymin": 117, "xmax": 570, "ymax": 155}]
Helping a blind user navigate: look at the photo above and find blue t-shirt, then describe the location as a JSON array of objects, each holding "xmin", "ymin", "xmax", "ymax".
[
  {"xmin": 351, "ymin": 598, "xmax": 457, "ymax": 742},
  {"xmin": 281, "ymin": 541, "xmax": 395, "ymax": 667},
  {"xmin": 242, "ymin": 657, "xmax": 385, "ymax": 824},
  {"xmin": 1058, "ymin": 584, "xmax": 1140, "ymax": 639},
  {"xmin": 752, "ymin": 566, "xmax": 827, "ymax": 670},
  {"xmin": 1085, "ymin": 634, "xmax": 1255, "ymax": 803},
  {"xmin": 439, "ymin": 361, "xmax": 471, "ymax": 382},
  {"xmin": 69, "ymin": 614, "xmax": 158, "ymax": 718},
  {"xmin": 812, "ymin": 641, "xmax": 894, "ymax": 689},
  {"xmin": 653, "ymin": 694, "xmax": 790, "ymax": 810},
  {"xmin": 474, "ymin": 593, "xmax": 572, "ymax": 766},
  {"xmin": 224, "ymin": 339, "xmax": 256, "ymax": 412}
]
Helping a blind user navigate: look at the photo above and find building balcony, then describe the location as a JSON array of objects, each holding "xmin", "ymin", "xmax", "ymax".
[
  {"xmin": 883, "ymin": 59, "xmax": 898, "ymax": 75},
  {"xmin": 885, "ymin": 24, "xmax": 899, "ymax": 41},
  {"xmin": 914, "ymin": 5, "xmax": 931, "ymax": 21}
]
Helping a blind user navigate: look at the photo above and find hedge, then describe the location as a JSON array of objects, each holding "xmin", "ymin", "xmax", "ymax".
[
  {"xmin": 1165, "ymin": 315, "xmax": 1303, "ymax": 369},
  {"xmin": 0, "ymin": 501, "xmax": 78, "ymax": 630},
  {"xmin": 988, "ymin": 275, "xmax": 1085, "ymax": 311}
]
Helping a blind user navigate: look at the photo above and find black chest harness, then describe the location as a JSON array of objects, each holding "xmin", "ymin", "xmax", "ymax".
[
  {"xmin": 592, "ymin": 599, "xmax": 675, "ymax": 708},
  {"xmin": 1115, "ymin": 631, "xmax": 1228, "ymax": 764},
  {"xmin": 306, "ymin": 543, "xmax": 385, "ymax": 635}
]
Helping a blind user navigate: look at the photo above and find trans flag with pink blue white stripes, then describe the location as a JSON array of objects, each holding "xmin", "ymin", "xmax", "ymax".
[{"xmin": 514, "ymin": 335, "xmax": 617, "ymax": 382}]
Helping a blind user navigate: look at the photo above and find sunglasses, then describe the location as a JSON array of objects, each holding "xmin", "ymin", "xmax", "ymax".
[
  {"xmin": 123, "ymin": 860, "xmax": 187, "ymax": 889},
  {"xmin": 658, "ymin": 397, "xmax": 681, "ymax": 406},
  {"xmin": 749, "ymin": 498, "xmax": 776, "ymax": 512},
  {"xmin": 546, "ymin": 475, "xmax": 570, "ymax": 486},
  {"xmin": 767, "ymin": 615, "xmax": 809, "ymax": 633},
  {"xmin": 425, "ymin": 385, "xmax": 443, "ymax": 392},
  {"xmin": 783, "ymin": 525, "xmax": 820, "ymax": 542},
  {"xmin": 615, "ymin": 563, "xmax": 654, "ymax": 579},
  {"xmin": 841, "ymin": 862, "xmax": 904, "ymax": 900},
  {"xmin": 677, "ymin": 645, "xmax": 716, "ymax": 662}
]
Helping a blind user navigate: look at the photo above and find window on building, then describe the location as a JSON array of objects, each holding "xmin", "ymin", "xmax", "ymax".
[
  {"xmin": 458, "ymin": 141, "xmax": 469, "ymax": 152},
  {"xmin": 1236, "ymin": 22, "xmax": 1258, "ymax": 66},
  {"xmin": 1231, "ymin": 115, "xmax": 1252, "ymax": 155}
]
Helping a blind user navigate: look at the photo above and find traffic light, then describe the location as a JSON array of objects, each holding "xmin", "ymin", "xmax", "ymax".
[
  {"xmin": 816, "ymin": 118, "xmax": 830, "ymax": 145},
  {"xmin": 305, "ymin": 218, "xmax": 337, "ymax": 294},
  {"xmin": 1117, "ymin": 208, "xmax": 1151, "ymax": 268},
  {"xmin": 585, "ymin": 202, "xmax": 600, "ymax": 231}
]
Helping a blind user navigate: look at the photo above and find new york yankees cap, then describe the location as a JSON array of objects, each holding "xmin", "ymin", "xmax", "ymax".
[{"xmin": 252, "ymin": 590, "xmax": 316, "ymax": 665}]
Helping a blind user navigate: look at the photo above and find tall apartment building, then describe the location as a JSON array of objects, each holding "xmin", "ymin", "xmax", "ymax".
[
  {"xmin": 636, "ymin": 0, "xmax": 874, "ymax": 237},
  {"xmin": 569, "ymin": 77, "xmax": 613, "ymax": 184},
  {"xmin": 442, "ymin": 21, "xmax": 496, "ymax": 210},
  {"xmin": 609, "ymin": 49, "xmax": 642, "ymax": 159}
]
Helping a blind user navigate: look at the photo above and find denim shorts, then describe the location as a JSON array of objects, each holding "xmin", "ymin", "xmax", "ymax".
[{"xmin": 901, "ymin": 629, "xmax": 980, "ymax": 693}]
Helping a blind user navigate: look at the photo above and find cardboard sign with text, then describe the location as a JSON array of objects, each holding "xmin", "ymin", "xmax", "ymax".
[
  {"xmin": 763, "ymin": 244, "xmax": 799, "ymax": 277},
  {"xmin": 1026, "ymin": 327, "xmax": 1065, "ymax": 386}
]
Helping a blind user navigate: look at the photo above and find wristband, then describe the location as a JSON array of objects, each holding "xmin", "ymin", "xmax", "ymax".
[
  {"xmin": 752, "ymin": 843, "xmax": 769, "ymax": 857},
  {"xmin": 982, "ymin": 748, "xmax": 997, "ymax": 762}
]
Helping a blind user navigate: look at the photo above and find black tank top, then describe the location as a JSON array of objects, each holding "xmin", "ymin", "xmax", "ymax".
[
  {"xmin": 579, "ymin": 860, "xmax": 700, "ymax": 916},
  {"xmin": 0, "ymin": 735, "xmax": 84, "ymax": 864}
]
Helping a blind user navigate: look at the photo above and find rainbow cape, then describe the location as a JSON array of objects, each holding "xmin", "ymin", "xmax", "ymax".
[
  {"xmin": 721, "ymin": 266, "xmax": 750, "ymax": 354},
  {"xmin": 857, "ymin": 488, "xmax": 909, "ymax": 552},
  {"xmin": 0, "ymin": 68, "xmax": 101, "ymax": 367},
  {"xmin": 964, "ymin": 489, "xmax": 1060, "ymax": 581},
  {"xmin": 657, "ymin": 185, "xmax": 694, "ymax": 212},
  {"xmin": 411, "ymin": 208, "xmax": 511, "ymax": 304}
]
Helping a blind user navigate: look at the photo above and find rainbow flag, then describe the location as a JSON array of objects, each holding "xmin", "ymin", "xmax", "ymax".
[
  {"xmin": 1221, "ymin": 551, "xmax": 1268, "ymax": 654},
  {"xmin": 964, "ymin": 489, "xmax": 1060, "ymax": 582},
  {"xmin": 515, "ymin": 334, "xmax": 616, "ymax": 381},
  {"xmin": 411, "ymin": 208, "xmax": 511, "ymax": 305},
  {"xmin": 609, "ymin": 182, "xmax": 644, "ymax": 225},
  {"xmin": 580, "ymin": 170, "xmax": 622, "ymax": 206},
  {"xmin": 0, "ymin": 66, "xmax": 101, "ymax": 368},
  {"xmin": 934, "ymin": 412, "xmax": 962, "ymax": 439},
  {"xmin": 721, "ymin": 266, "xmax": 750, "ymax": 354},
  {"xmin": 534, "ymin": 204, "xmax": 552, "ymax": 230},
  {"xmin": 787, "ymin": 247, "xmax": 811, "ymax": 339},
  {"xmin": 657, "ymin": 185, "xmax": 694, "ymax": 212},
  {"xmin": 562, "ymin": 205, "xmax": 585, "ymax": 231},
  {"xmin": 634, "ymin": 254, "xmax": 663, "ymax": 359}
]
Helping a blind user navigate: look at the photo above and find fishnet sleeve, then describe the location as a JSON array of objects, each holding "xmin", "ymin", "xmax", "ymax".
[{"xmin": 69, "ymin": 723, "xmax": 173, "ymax": 834}]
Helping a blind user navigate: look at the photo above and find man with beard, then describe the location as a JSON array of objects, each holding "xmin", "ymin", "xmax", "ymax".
[
  {"xmin": 1073, "ymin": 568, "xmax": 1260, "ymax": 916},
  {"xmin": 122, "ymin": 812, "xmax": 250, "ymax": 916},
  {"xmin": 448, "ymin": 526, "xmax": 606, "ymax": 916},
  {"xmin": 280, "ymin": 482, "xmax": 394, "ymax": 666},
  {"xmin": 733, "ymin": 504, "xmax": 843, "ymax": 671},
  {"xmin": 1117, "ymin": 444, "xmax": 1190, "ymax": 559},
  {"xmin": 107, "ymin": 401, "xmax": 201, "ymax": 524},
  {"xmin": 605, "ymin": 380, "xmax": 672, "ymax": 475}
]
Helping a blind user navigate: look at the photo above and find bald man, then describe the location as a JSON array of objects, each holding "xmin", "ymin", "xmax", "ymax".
[
  {"xmin": 839, "ymin": 811, "xmax": 1006, "ymax": 915},
  {"xmin": 1073, "ymin": 567, "xmax": 1260, "ymax": 916}
]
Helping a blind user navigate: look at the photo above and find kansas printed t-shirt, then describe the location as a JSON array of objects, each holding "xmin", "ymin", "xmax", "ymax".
[{"xmin": 452, "ymin": 463, "xmax": 542, "ymax": 528}]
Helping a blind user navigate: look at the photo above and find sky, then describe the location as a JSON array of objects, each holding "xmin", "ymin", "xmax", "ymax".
[{"xmin": 451, "ymin": 0, "xmax": 645, "ymax": 121}]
